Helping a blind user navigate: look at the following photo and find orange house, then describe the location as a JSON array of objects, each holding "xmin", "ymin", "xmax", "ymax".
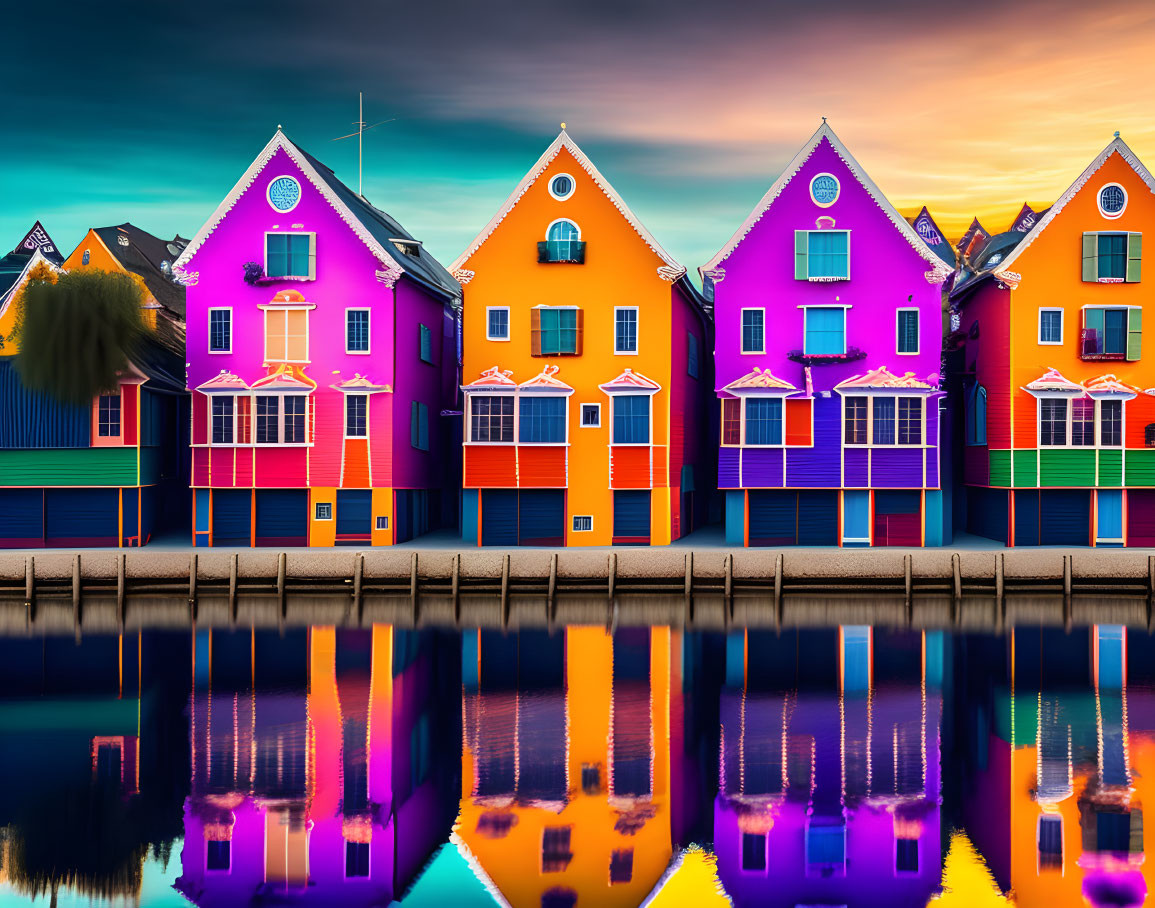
[
  {"xmin": 452, "ymin": 129, "xmax": 712, "ymax": 546},
  {"xmin": 952, "ymin": 134, "xmax": 1155, "ymax": 546}
]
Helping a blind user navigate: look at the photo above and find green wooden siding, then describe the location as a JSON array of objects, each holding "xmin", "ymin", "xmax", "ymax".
[
  {"xmin": 0, "ymin": 447, "xmax": 138, "ymax": 486},
  {"xmin": 1012, "ymin": 450, "xmax": 1038, "ymax": 487},
  {"xmin": 1099, "ymin": 449, "xmax": 1123, "ymax": 487},
  {"xmin": 1039, "ymin": 449, "xmax": 1096, "ymax": 487},
  {"xmin": 988, "ymin": 450, "xmax": 1012, "ymax": 487},
  {"xmin": 1126, "ymin": 450, "xmax": 1155, "ymax": 486}
]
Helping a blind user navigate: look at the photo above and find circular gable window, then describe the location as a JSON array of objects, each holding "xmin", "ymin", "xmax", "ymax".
[
  {"xmin": 549, "ymin": 174, "xmax": 575, "ymax": 201},
  {"xmin": 1099, "ymin": 183, "xmax": 1127, "ymax": 219},
  {"xmin": 810, "ymin": 173, "xmax": 840, "ymax": 207},
  {"xmin": 267, "ymin": 175, "xmax": 302, "ymax": 213}
]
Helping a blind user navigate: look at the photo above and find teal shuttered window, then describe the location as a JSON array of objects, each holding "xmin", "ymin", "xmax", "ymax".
[
  {"xmin": 419, "ymin": 323, "xmax": 433, "ymax": 364},
  {"xmin": 1082, "ymin": 307, "xmax": 1141, "ymax": 360},
  {"xmin": 532, "ymin": 307, "xmax": 582, "ymax": 355},
  {"xmin": 266, "ymin": 233, "xmax": 315, "ymax": 279},
  {"xmin": 1082, "ymin": 232, "xmax": 1141, "ymax": 282},
  {"xmin": 411, "ymin": 401, "xmax": 429, "ymax": 451},
  {"xmin": 796, "ymin": 230, "xmax": 849, "ymax": 280},
  {"xmin": 804, "ymin": 307, "xmax": 846, "ymax": 355},
  {"xmin": 897, "ymin": 309, "xmax": 919, "ymax": 353}
]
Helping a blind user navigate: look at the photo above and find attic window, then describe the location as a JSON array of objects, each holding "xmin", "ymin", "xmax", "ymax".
[
  {"xmin": 549, "ymin": 174, "xmax": 576, "ymax": 201},
  {"xmin": 391, "ymin": 239, "xmax": 421, "ymax": 257},
  {"xmin": 118, "ymin": 234, "xmax": 130, "ymax": 247},
  {"xmin": 1099, "ymin": 183, "xmax": 1127, "ymax": 219}
]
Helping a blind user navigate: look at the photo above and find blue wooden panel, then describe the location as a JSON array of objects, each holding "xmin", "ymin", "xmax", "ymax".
[
  {"xmin": 0, "ymin": 489, "xmax": 43, "ymax": 547},
  {"xmin": 842, "ymin": 626, "xmax": 871, "ymax": 692},
  {"xmin": 45, "ymin": 488, "xmax": 118, "ymax": 545},
  {"xmin": 842, "ymin": 489, "xmax": 870, "ymax": 545},
  {"xmin": 613, "ymin": 490, "xmax": 651, "ymax": 542},
  {"xmin": 925, "ymin": 631, "xmax": 944, "ymax": 687},
  {"xmin": 924, "ymin": 489, "xmax": 944, "ymax": 547},
  {"xmin": 749, "ymin": 490, "xmax": 796, "ymax": 546},
  {"xmin": 122, "ymin": 488, "xmax": 138, "ymax": 544},
  {"xmin": 213, "ymin": 489, "xmax": 252, "ymax": 546},
  {"xmin": 336, "ymin": 489, "xmax": 372, "ymax": 537},
  {"xmin": 718, "ymin": 447, "xmax": 740, "ymax": 488},
  {"xmin": 462, "ymin": 629, "xmax": 479, "ymax": 693},
  {"xmin": 395, "ymin": 490, "xmax": 411, "ymax": 543},
  {"xmin": 255, "ymin": 489, "xmax": 307, "ymax": 546},
  {"xmin": 741, "ymin": 447, "xmax": 783, "ymax": 488},
  {"xmin": 725, "ymin": 631, "xmax": 746, "ymax": 688},
  {"xmin": 1097, "ymin": 489, "xmax": 1124, "ymax": 543},
  {"xmin": 871, "ymin": 448, "xmax": 925, "ymax": 488},
  {"xmin": 1097, "ymin": 625, "xmax": 1126, "ymax": 690},
  {"xmin": 1014, "ymin": 491, "xmax": 1040, "ymax": 546},
  {"xmin": 725, "ymin": 490, "xmax": 745, "ymax": 546},
  {"xmin": 461, "ymin": 489, "xmax": 479, "ymax": 545},
  {"xmin": 518, "ymin": 490, "xmax": 564, "ymax": 546},
  {"xmin": 1040, "ymin": 490, "xmax": 1091, "ymax": 546},
  {"xmin": 875, "ymin": 490, "xmax": 920, "ymax": 515},
  {"xmin": 785, "ymin": 397, "xmax": 841, "ymax": 486},
  {"xmin": 481, "ymin": 490, "xmax": 517, "ymax": 546},
  {"xmin": 0, "ymin": 361, "xmax": 90, "ymax": 449},
  {"xmin": 798, "ymin": 491, "xmax": 838, "ymax": 546},
  {"xmin": 844, "ymin": 447, "xmax": 868, "ymax": 487},
  {"xmin": 967, "ymin": 487, "xmax": 1008, "ymax": 544},
  {"xmin": 195, "ymin": 489, "xmax": 212, "ymax": 533}
]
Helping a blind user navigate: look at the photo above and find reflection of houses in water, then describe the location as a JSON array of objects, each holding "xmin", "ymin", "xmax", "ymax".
[
  {"xmin": 961, "ymin": 625, "xmax": 1151, "ymax": 908},
  {"xmin": 455, "ymin": 626, "xmax": 689, "ymax": 907},
  {"xmin": 714, "ymin": 627, "xmax": 943, "ymax": 908},
  {"xmin": 175, "ymin": 625, "xmax": 455, "ymax": 906}
]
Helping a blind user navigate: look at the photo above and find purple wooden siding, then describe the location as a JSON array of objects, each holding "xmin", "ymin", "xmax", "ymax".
[
  {"xmin": 844, "ymin": 448, "xmax": 869, "ymax": 488},
  {"xmin": 926, "ymin": 448, "xmax": 940, "ymax": 488},
  {"xmin": 719, "ymin": 448, "xmax": 741, "ymax": 488},
  {"xmin": 871, "ymin": 448, "xmax": 925, "ymax": 488},
  {"xmin": 784, "ymin": 397, "xmax": 841, "ymax": 487},
  {"xmin": 742, "ymin": 448, "xmax": 784, "ymax": 488}
]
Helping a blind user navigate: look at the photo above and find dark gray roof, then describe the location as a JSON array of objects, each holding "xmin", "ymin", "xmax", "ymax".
[
  {"xmin": 287, "ymin": 139, "xmax": 461, "ymax": 302},
  {"xmin": 0, "ymin": 223, "xmax": 65, "ymax": 299},
  {"xmin": 905, "ymin": 206, "xmax": 957, "ymax": 268},
  {"xmin": 92, "ymin": 224, "xmax": 188, "ymax": 318},
  {"xmin": 950, "ymin": 230, "xmax": 1027, "ymax": 299}
]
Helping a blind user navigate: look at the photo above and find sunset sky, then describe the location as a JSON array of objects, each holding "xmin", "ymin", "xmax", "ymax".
[{"xmin": 3, "ymin": 0, "xmax": 1155, "ymax": 275}]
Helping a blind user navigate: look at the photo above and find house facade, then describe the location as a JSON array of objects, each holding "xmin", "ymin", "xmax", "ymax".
[
  {"xmin": 953, "ymin": 134, "xmax": 1155, "ymax": 546},
  {"xmin": 703, "ymin": 123, "xmax": 951, "ymax": 547},
  {"xmin": 174, "ymin": 130, "xmax": 460, "ymax": 548},
  {"xmin": 452, "ymin": 129, "xmax": 711, "ymax": 547}
]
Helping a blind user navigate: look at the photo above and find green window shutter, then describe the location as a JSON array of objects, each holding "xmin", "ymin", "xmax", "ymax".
[
  {"xmin": 1127, "ymin": 307, "xmax": 1143, "ymax": 361},
  {"xmin": 794, "ymin": 231, "xmax": 808, "ymax": 280},
  {"xmin": 1082, "ymin": 232, "xmax": 1098, "ymax": 282},
  {"xmin": 307, "ymin": 233, "xmax": 317, "ymax": 279},
  {"xmin": 410, "ymin": 401, "xmax": 418, "ymax": 448},
  {"xmin": 1084, "ymin": 307, "xmax": 1104, "ymax": 356},
  {"xmin": 1127, "ymin": 232, "xmax": 1142, "ymax": 282}
]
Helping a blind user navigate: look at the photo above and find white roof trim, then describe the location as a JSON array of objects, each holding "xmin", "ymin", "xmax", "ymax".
[
  {"xmin": 449, "ymin": 832, "xmax": 513, "ymax": 908},
  {"xmin": 993, "ymin": 136, "xmax": 1155, "ymax": 276},
  {"xmin": 173, "ymin": 130, "xmax": 405, "ymax": 276},
  {"xmin": 700, "ymin": 122, "xmax": 945, "ymax": 276},
  {"xmin": 0, "ymin": 247, "xmax": 62, "ymax": 320},
  {"xmin": 450, "ymin": 130, "xmax": 685, "ymax": 277}
]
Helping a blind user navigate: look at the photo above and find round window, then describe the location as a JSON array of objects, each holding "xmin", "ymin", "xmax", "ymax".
[
  {"xmin": 549, "ymin": 174, "xmax": 575, "ymax": 200},
  {"xmin": 1098, "ymin": 183, "xmax": 1127, "ymax": 218},
  {"xmin": 810, "ymin": 173, "xmax": 840, "ymax": 207},
  {"xmin": 267, "ymin": 175, "xmax": 302, "ymax": 213}
]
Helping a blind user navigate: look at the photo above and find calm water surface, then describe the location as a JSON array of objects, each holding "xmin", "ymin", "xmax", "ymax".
[{"xmin": 0, "ymin": 621, "xmax": 1144, "ymax": 907}]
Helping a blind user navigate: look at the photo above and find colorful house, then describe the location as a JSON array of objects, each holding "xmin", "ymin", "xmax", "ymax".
[
  {"xmin": 952, "ymin": 133, "xmax": 1155, "ymax": 546},
  {"xmin": 702, "ymin": 122, "xmax": 952, "ymax": 547},
  {"xmin": 452, "ymin": 129, "xmax": 712, "ymax": 547},
  {"xmin": 174, "ymin": 130, "xmax": 461, "ymax": 548},
  {"xmin": 0, "ymin": 224, "xmax": 187, "ymax": 547}
]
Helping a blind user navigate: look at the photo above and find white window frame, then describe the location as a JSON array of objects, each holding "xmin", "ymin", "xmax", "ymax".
[
  {"xmin": 465, "ymin": 392, "xmax": 516, "ymax": 445},
  {"xmin": 809, "ymin": 172, "xmax": 841, "ymax": 208},
  {"xmin": 208, "ymin": 393, "xmax": 238, "ymax": 447},
  {"xmin": 732, "ymin": 395, "xmax": 788, "ymax": 448},
  {"xmin": 262, "ymin": 305, "xmax": 311, "ymax": 364},
  {"xmin": 207, "ymin": 307, "xmax": 233, "ymax": 354},
  {"xmin": 1098, "ymin": 182, "xmax": 1128, "ymax": 220},
  {"xmin": 580, "ymin": 403, "xmax": 601, "ymax": 428},
  {"xmin": 613, "ymin": 306, "xmax": 639, "ymax": 355},
  {"xmin": 895, "ymin": 307, "xmax": 919, "ymax": 356},
  {"xmin": 606, "ymin": 390, "xmax": 656, "ymax": 447},
  {"xmin": 841, "ymin": 392, "xmax": 927, "ymax": 448},
  {"xmin": 1035, "ymin": 394, "xmax": 1125, "ymax": 449},
  {"xmin": 376, "ymin": 515, "xmax": 389, "ymax": 530},
  {"xmin": 517, "ymin": 394, "xmax": 571, "ymax": 446},
  {"xmin": 804, "ymin": 229, "xmax": 851, "ymax": 281},
  {"xmin": 263, "ymin": 230, "xmax": 316, "ymax": 281},
  {"xmin": 344, "ymin": 393, "xmax": 369, "ymax": 440},
  {"xmin": 1038, "ymin": 307, "xmax": 1064, "ymax": 346},
  {"xmin": 548, "ymin": 173, "xmax": 576, "ymax": 201},
  {"xmin": 572, "ymin": 515, "xmax": 593, "ymax": 532},
  {"xmin": 802, "ymin": 304, "xmax": 849, "ymax": 356},
  {"xmin": 251, "ymin": 392, "xmax": 312, "ymax": 446},
  {"xmin": 545, "ymin": 218, "xmax": 582, "ymax": 241},
  {"xmin": 345, "ymin": 307, "xmax": 371, "ymax": 355},
  {"xmin": 740, "ymin": 307, "xmax": 766, "ymax": 355},
  {"xmin": 315, "ymin": 502, "xmax": 333, "ymax": 521},
  {"xmin": 486, "ymin": 306, "xmax": 511, "ymax": 342}
]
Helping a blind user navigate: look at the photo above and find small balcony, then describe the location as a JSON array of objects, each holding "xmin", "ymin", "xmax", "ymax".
[
  {"xmin": 1080, "ymin": 329, "xmax": 1126, "ymax": 361},
  {"xmin": 537, "ymin": 240, "xmax": 586, "ymax": 264},
  {"xmin": 786, "ymin": 346, "xmax": 868, "ymax": 366}
]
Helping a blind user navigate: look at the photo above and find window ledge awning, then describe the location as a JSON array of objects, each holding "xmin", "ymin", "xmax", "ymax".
[
  {"xmin": 835, "ymin": 366, "xmax": 938, "ymax": 392},
  {"xmin": 251, "ymin": 363, "xmax": 317, "ymax": 391},
  {"xmin": 330, "ymin": 374, "xmax": 392, "ymax": 393},
  {"xmin": 1022, "ymin": 367, "xmax": 1084, "ymax": 395},
  {"xmin": 259, "ymin": 289, "xmax": 315, "ymax": 308},
  {"xmin": 1084, "ymin": 374, "xmax": 1140, "ymax": 398},
  {"xmin": 599, "ymin": 367, "xmax": 661, "ymax": 394},
  {"xmin": 519, "ymin": 364, "xmax": 573, "ymax": 393},
  {"xmin": 196, "ymin": 370, "xmax": 250, "ymax": 393},
  {"xmin": 463, "ymin": 366, "xmax": 516, "ymax": 392},
  {"xmin": 719, "ymin": 367, "xmax": 799, "ymax": 396}
]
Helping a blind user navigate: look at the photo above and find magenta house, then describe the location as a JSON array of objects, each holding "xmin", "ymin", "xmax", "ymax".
[
  {"xmin": 702, "ymin": 122, "xmax": 953, "ymax": 546},
  {"xmin": 174, "ymin": 130, "xmax": 460, "ymax": 547}
]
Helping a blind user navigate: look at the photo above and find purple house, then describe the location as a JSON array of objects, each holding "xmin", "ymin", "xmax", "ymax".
[
  {"xmin": 702, "ymin": 123, "xmax": 953, "ymax": 547},
  {"xmin": 174, "ymin": 130, "xmax": 460, "ymax": 548}
]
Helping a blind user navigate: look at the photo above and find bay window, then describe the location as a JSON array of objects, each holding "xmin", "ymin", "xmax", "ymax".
[
  {"xmin": 1101, "ymin": 399, "xmax": 1123, "ymax": 446},
  {"xmin": 721, "ymin": 399, "xmax": 742, "ymax": 445},
  {"xmin": 1039, "ymin": 396, "xmax": 1127, "ymax": 447},
  {"xmin": 211, "ymin": 396, "xmax": 234, "ymax": 444},
  {"xmin": 470, "ymin": 396, "xmax": 514, "ymax": 442},
  {"xmin": 256, "ymin": 396, "xmax": 279, "ymax": 444},
  {"xmin": 519, "ymin": 396, "xmax": 566, "ymax": 443},
  {"xmin": 612, "ymin": 395, "xmax": 650, "ymax": 444},
  {"xmin": 1040, "ymin": 399, "xmax": 1068, "ymax": 446},
  {"xmin": 745, "ymin": 398, "xmax": 783, "ymax": 445}
]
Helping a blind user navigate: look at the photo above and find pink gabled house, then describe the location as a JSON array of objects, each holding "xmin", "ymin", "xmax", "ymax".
[{"xmin": 174, "ymin": 130, "xmax": 461, "ymax": 547}]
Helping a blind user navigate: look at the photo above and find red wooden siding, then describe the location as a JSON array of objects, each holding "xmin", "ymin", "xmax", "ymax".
[
  {"xmin": 518, "ymin": 446, "xmax": 566, "ymax": 488},
  {"xmin": 255, "ymin": 446, "xmax": 307, "ymax": 486},
  {"xmin": 310, "ymin": 394, "xmax": 342, "ymax": 487},
  {"xmin": 610, "ymin": 446, "xmax": 651, "ymax": 489},
  {"xmin": 192, "ymin": 394, "xmax": 207, "ymax": 446},
  {"xmin": 465, "ymin": 446, "xmax": 517, "ymax": 487},
  {"xmin": 123, "ymin": 385, "xmax": 139, "ymax": 445},
  {"xmin": 343, "ymin": 438, "xmax": 371, "ymax": 487},
  {"xmin": 368, "ymin": 393, "xmax": 393, "ymax": 487},
  {"xmin": 785, "ymin": 398, "xmax": 813, "ymax": 446},
  {"xmin": 192, "ymin": 447, "xmax": 210, "ymax": 486}
]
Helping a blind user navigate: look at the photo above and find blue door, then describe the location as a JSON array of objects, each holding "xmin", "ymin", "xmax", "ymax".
[
  {"xmin": 1040, "ymin": 490, "xmax": 1091, "ymax": 546},
  {"xmin": 213, "ymin": 489, "xmax": 252, "ymax": 547},
  {"xmin": 1096, "ymin": 489, "xmax": 1124, "ymax": 546},
  {"xmin": 0, "ymin": 489, "xmax": 43, "ymax": 547},
  {"xmin": 613, "ymin": 490, "xmax": 651, "ymax": 544},
  {"xmin": 518, "ymin": 490, "xmax": 565, "ymax": 546},
  {"xmin": 842, "ymin": 490, "xmax": 870, "ymax": 546},
  {"xmin": 255, "ymin": 489, "xmax": 308, "ymax": 546},
  {"xmin": 45, "ymin": 488, "xmax": 118, "ymax": 546},
  {"xmin": 336, "ymin": 490, "xmax": 372, "ymax": 543},
  {"xmin": 481, "ymin": 490, "xmax": 518, "ymax": 546},
  {"xmin": 1014, "ymin": 491, "xmax": 1040, "ymax": 546},
  {"xmin": 798, "ymin": 490, "xmax": 838, "ymax": 546},
  {"xmin": 748, "ymin": 490, "xmax": 796, "ymax": 546}
]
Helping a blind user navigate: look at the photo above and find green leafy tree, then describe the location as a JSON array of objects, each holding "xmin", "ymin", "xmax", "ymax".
[{"xmin": 14, "ymin": 269, "xmax": 146, "ymax": 405}]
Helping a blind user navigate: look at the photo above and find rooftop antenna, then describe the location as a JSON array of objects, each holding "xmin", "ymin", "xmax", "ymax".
[{"xmin": 332, "ymin": 91, "xmax": 396, "ymax": 198}]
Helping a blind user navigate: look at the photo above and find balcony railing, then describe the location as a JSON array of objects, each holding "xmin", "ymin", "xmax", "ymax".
[{"xmin": 537, "ymin": 240, "xmax": 586, "ymax": 264}]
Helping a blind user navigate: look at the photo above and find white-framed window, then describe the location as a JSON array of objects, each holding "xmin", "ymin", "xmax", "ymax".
[
  {"xmin": 252, "ymin": 393, "xmax": 309, "ymax": 445},
  {"xmin": 797, "ymin": 230, "xmax": 850, "ymax": 280},
  {"xmin": 376, "ymin": 516, "xmax": 389, "ymax": 530},
  {"xmin": 486, "ymin": 306, "xmax": 510, "ymax": 341},
  {"xmin": 573, "ymin": 515, "xmax": 593, "ymax": 532},
  {"xmin": 315, "ymin": 502, "xmax": 333, "ymax": 520},
  {"xmin": 263, "ymin": 307, "xmax": 309, "ymax": 363},
  {"xmin": 614, "ymin": 307, "xmax": 638, "ymax": 354},
  {"xmin": 610, "ymin": 394, "xmax": 652, "ymax": 445},
  {"xmin": 345, "ymin": 394, "xmax": 368, "ymax": 439},
  {"xmin": 468, "ymin": 394, "xmax": 515, "ymax": 443},
  {"xmin": 346, "ymin": 308, "xmax": 370, "ymax": 354},
  {"xmin": 896, "ymin": 308, "xmax": 919, "ymax": 355},
  {"xmin": 1039, "ymin": 308, "xmax": 1064, "ymax": 345},
  {"xmin": 810, "ymin": 172, "xmax": 840, "ymax": 207},
  {"xmin": 741, "ymin": 308, "xmax": 765, "ymax": 354},
  {"xmin": 804, "ymin": 305, "xmax": 848, "ymax": 355},
  {"xmin": 208, "ymin": 308, "xmax": 232, "ymax": 353},
  {"xmin": 211, "ymin": 396, "xmax": 235, "ymax": 445},
  {"xmin": 1098, "ymin": 183, "xmax": 1127, "ymax": 219},
  {"xmin": 581, "ymin": 403, "xmax": 601, "ymax": 427},
  {"xmin": 98, "ymin": 393, "xmax": 122, "ymax": 438},
  {"xmin": 1037, "ymin": 395, "xmax": 1125, "ymax": 447},
  {"xmin": 264, "ymin": 231, "xmax": 316, "ymax": 280},
  {"xmin": 843, "ymin": 395, "xmax": 925, "ymax": 447},
  {"xmin": 548, "ymin": 173, "xmax": 576, "ymax": 201}
]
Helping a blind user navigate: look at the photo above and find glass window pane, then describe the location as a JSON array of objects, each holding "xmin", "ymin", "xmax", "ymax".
[
  {"xmin": 212, "ymin": 396, "xmax": 234, "ymax": 444},
  {"xmin": 615, "ymin": 310, "xmax": 637, "ymax": 353},
  {"xmin": 1101, "ymin": 400, "xmax": 1122, "ymax": 446},
  {"xmin": 898, "ymin": 310, "xmax": 918, "ymax": 353},
  {"xmin": 806, "ymin": 308, "xmax": 846, "ymax": 355},
  {"xmin": 613, "ymin": 395, "xmax": 650, "ymax": 444},
  {"xmin": 742, "ymin": 310, "xmax": 764, "ymax": 353},
  {"xmin": 1041, "ymin": 399, "xmax": 1067, "ymax": 446},
  {"xmin": 844, "ymin": 397, "xmax": 867, "ymax": 444},
  {"xmin": 1098, "ymin": 234, "xmax": 1127, "ymax": 280},
  {"xmin": 1104, "ymin": 308, "xmax": 1127, "ymax": 355},
  {"xmin": 807, "ymin": 231, "xmax": 849, "ymax": 279},
  {"xmin": 519, "ymin": 396, "xmax": 566, "ymax": 443},
  {"xmin": 256, "ymin": 396, "xmax": 279, "ymax": 444},
  {"xmin": 471, "ymin": 396, "xmax": 513, "ymax": 442},
  {"xmin": 346, "ymin": 395, "xmax": 367, "ymax": 438},
  {"xmin": 898, "ymin": 398, "xmax": 922, "ymax": 445},
  {"xmin": 873, "ymin": 397, "xmax": 896, "ymax": 444},
  {"xmin": 1072, "ymin": 397, "xmax": 1095, "ymax": 445},
  {"xmin": 346, "ymin": 311, "xmax": 369, "ymax": 352},
  {"xmin": 745, "ymin": 397, "xmax": 783, "ymax": 445}
]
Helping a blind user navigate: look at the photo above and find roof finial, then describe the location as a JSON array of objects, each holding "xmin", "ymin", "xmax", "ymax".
[
  {"xmin": 1115, "ymin": 130, "xmax": 1121, "ymax": 139},
  {"xmin": 560, "ymin": 122, "xmax": 566, "ymax": 130},
  {"xmin": 278, "ymin": 124, "xmax": 283, "ymax": 130},
  {"xmin": 822, "ymin": 116, "xmax": 827, "ymax": 124}
]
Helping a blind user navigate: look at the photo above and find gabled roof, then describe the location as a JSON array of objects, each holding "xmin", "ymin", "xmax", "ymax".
[
  {"xmin": 251, "ymin": 363, "xmax": 317, "ymax": 390},
  {"xmin": 464, "ymin": 366, "xmax": 516, "ymax": 389},
  {"xmin": 1023, "ymin": 367, "xmax": 1082, "ymax": 392},
  {"xmin": 720, "ymin": 367, "xmax": 797, "ymax": 393},
  {"xmin": 196, "ymin": 371, "xmax": 250, "ymax": 392},
  {"xmin": 836, "ymin": 366, "xmax": 936, "ymax": 390},
  {"xmin": 599, "ymin": 367, "xmax": 661, "ymax": 392},
  {"xmin": 701, "ymin": 122, "xmax": 947, "ymax": 276},
  {"xmin": 519, "ymin": 364, "xmax": 571, "ymax": 391},
  {"xmin": 451, "ymin": 129, "xmax": 686, "ymax": 279},
  {"xmin": 1083, "ymin": 374, "xmax": 1141, "ymax": 396},
  {"xmin": 955, "ymin": 217, "xmax": 989, "ymax": 261},
  {"xmin": 174, "ymin": 130, "xmax": 460, "ymax": 301},
  {"xmin": 331, "ymin": 373, "xmax": 392, "ymax": 392},
  {"xmin": 906, "ymin": 206, "xmax": 957, "ymax": 267},
  {"xmin": 90, "ymin": 223, "xmax": 189, "ymax": 317},
  {"xmin": 9, "ymin": 221, "xmax": 64, "ymax": 265},
  {"xmin": 1008, "ymin": 202, "xmax": 1049, "ymax": 234},
  {"xmin": 993, "ymin": 134, "xmax": 1155, "ymax": 277},
  {"xmin": 0, "ymin": 247, "xmax": 61, "ymax": 316}
]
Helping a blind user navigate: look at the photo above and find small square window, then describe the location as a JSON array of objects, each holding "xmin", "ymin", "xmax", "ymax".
[
  {"xmin": 1039, "ymin": 309, "xmax": 1063, "ymax": 345},
  {"xmin": 376, "ymin": 516, "xmax": 389, "ymax": 530},
  {"xmin": 206, "ymin": 840, "xmax": 231, "ymax": 872},
  {"xmin": 487, "ymin": 307, "xmax": 510, "ymax": 340},
  {"xmin": 316, "ymin": 502, "xmax": 333, "ymax": 520},
  {"xmin": 98, "ymin": 394, "xmax": 122, "ymax": 437},
  {"xmin": 580, "ymin": 404, "xmax": 601, "ymax": 427},
  {"xmin": 573, "ymin": 516, "xmax": 593, "ymax": 532}
]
